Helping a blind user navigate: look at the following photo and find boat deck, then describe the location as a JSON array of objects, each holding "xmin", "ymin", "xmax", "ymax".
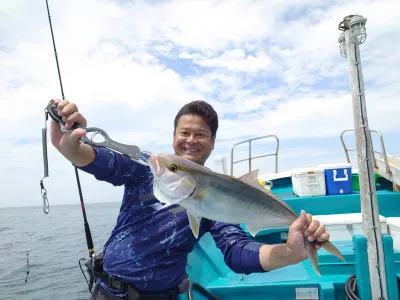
[{"xmin": 181, "ymin": 173, "xmax": 400, "ymax": 300}]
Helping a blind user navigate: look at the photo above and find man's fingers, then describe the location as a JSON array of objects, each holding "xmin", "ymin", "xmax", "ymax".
[
  {"xmin": 53, "ymin": 100, "xmax": 87, "ymax": 129},
  {"xmin": 56, "ymin": 99, "xmax": 70, "ymax": 112},
  {"xmin": 308, "ymin": 224, "xmax": 326, "ymax": 242},
  {"xmin": 65, "ymin": 111, "xmax": 87, "ymax": 129},
  {"xmin": 317, "ymin": 232, "xmax": 330, "ymax": 242},
  {"xmin": 305, "ymin": 218, "xmax": 320, "ymax": 236},
  {"xmin": 59, "ymin": 102, "xmax": 78, "ymax": 117},
  {"xmin": 304, "ymin": 213, "xmax": 312, "ymax": 229},
  {"xmin": 70, "ymin": 128, "xmax": 87, "ymax": 140},
  {"xmin": 290, "ymin": 210, "xmax": 307, "ymax": 231}
]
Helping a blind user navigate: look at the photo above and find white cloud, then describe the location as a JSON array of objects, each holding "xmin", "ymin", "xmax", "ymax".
[
  {"xmin": 0, "ymin": 0, "xmax": 399, "ymax": 207},
  {"xmin": 196, "ymin": 49, "xmax": 272, "ymax": 72}
]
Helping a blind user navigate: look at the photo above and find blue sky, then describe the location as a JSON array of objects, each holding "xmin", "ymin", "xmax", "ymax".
[{"xmin": 0, "ymin": 0, "xmax": 399, "ymax": 207}]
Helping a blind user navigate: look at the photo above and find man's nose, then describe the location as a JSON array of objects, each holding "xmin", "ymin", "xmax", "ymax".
[{"xmin": 186, "ymin": 134, "xmax": 197, "ymax": 143}]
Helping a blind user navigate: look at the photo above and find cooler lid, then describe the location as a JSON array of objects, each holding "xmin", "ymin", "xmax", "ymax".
[
  {"xmin": 319, "ymin": 163, "xmax": 352, "ymax": 170},
  {"xmin": 291, "ymin": 167, "xmax": 324, "ymax": 175},
  {"xmin": 386, "ymin": 217, "xmax": 400, "ymax": 229},
  {"xmin": 314, "ymin": 213, "xmax": 386, "ymax": 225}
]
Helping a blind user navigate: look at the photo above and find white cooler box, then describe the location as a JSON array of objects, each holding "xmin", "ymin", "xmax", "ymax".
[
  {"xmin": 314, "ymin": 213, "xmax": 387, "ymax": 241},
  {"xmin": 386, "ymin": 217, "xmax": 400, "ymax": 251},
  {"xmin": 291, "ymin": 167, "xmax": 326, "ymax": 197}
]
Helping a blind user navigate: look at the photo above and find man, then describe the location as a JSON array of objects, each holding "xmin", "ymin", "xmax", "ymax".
[{"xmin": 51, "ymin": 99, "xmax": 330, "ymax": 300}]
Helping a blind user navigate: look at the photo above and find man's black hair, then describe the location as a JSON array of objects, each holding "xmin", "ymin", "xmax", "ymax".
[{"xmin": 174, "ymin": 100, "xmax": 219, "ymax": 138}]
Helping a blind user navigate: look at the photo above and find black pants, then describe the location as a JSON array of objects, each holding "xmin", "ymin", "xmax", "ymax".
[{"xmin": 89, "ymin": 283, "xmax": 178, "ymax": 300}]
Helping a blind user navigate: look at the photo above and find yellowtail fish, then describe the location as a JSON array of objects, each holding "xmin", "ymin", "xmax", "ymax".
[{"xmin": 148, "ymin": 153, "xmax": 345, "ymax": 276}]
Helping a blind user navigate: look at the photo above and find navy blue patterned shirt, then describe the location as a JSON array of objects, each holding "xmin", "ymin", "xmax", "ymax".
[{"xmin": 77, "ymin": 147, "xmax": 265, "ymax": 294}]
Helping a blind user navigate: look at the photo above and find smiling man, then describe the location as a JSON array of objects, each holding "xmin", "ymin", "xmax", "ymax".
[
  {"xmin": 173, "ymin": 104, "xmax": 217, "ymax": 166},
  {"xmin": 51, "ymin": 99, "xmax": 330, "ymax": 300}
]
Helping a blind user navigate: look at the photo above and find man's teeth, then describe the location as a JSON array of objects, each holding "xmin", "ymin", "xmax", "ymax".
[{"xmin": 184, "ymin": 148, "xmax": 199, "ymax": 153}]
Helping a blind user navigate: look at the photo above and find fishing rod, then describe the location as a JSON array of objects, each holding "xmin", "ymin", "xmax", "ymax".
[
  {"xmin": 41, "ymin": 0, "xmax": 152, "ymax": 292},
  {"xmin": 42, "ymin": 0, "xmax": 95, "ymax": 261}
]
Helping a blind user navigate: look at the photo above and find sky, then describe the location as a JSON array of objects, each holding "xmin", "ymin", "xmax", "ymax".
[{"xmin": 0, "ymin": 0, "xmax": 399, "ymax": 208}]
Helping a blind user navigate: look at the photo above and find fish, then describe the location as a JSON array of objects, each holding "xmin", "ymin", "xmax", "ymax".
[{"xmin": 148, "ymin": 153, "xmax": 345, "ymax": 276}]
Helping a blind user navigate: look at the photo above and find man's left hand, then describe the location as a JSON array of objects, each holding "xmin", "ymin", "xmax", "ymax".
[{"xmin": 285, "ymin": 210, "xmax": 330, "ymax": 262}]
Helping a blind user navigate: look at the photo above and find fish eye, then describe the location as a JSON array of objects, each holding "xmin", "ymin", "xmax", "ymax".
[{"xmin": 169, "ymin": 164, "xmax": 178, "ymax": 172}]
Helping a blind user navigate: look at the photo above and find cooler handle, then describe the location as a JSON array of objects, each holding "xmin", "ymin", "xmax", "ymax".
[
  {"xmin": 333, "ymin": 169, "xmax": 348, "ymax": 182},
  {"xmin": 307, "ymin": 174, "xmax": 319, "ymax": 185}
]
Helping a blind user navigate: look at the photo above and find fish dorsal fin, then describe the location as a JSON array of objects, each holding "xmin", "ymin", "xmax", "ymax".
[
  {"xmin": 238, "ymin": 170, "xmax": 260, "ymax": 185},
  {"xmin": 237, "ymin": 171, "xmax": 297, "ymax": 216}
]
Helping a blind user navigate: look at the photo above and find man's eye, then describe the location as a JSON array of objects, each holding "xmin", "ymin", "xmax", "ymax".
[{"xmin": 169, "ymin": 164, "xmax": 178, "ymax": 172}]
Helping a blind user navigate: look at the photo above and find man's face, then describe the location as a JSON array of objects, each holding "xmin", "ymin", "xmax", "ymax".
[{"xmin": 173, "ymin": 114, "xmax": 216, "ymax": 166}]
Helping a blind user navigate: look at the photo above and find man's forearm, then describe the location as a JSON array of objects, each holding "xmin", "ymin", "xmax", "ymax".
[
  {"xmin": 61, "ymin": 143, "xmax": 96, "ymax": 167},
  {"xmin": 259, "ymin": 243, "xmax": 300, "ymax": 271}
]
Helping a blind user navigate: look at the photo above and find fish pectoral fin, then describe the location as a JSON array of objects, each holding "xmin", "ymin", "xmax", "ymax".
[
  {"xmin": 245, "ymin": 224, "xmax": 267, "ymax": 237},
  {"xmin": 187, "ymin": 212, "xmax": 202, "ymax": 239},
  {"xmin": 193, "ymin": 188, "xmax": 208, "ymax": 202}
]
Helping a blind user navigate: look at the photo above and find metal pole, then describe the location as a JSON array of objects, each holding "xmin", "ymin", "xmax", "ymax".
[
  {"xmin": 249, "ymin": 141, "xmax": 252, "ymax": 172},
  {"xmin": 344, "ymin": 18, "xmax": 388, "ymax": 299}
]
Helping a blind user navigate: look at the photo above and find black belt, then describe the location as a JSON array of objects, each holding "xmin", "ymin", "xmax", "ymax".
[{"xmin": 96, "ymin": 272, "xmax": 182, "ymax": 300}]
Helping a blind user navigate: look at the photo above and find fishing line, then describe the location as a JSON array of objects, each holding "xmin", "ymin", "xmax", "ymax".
[
  {"xmin": 24, "ymin": 250, "xmax": 31, "ymax": 284},
  {"xmin": 22, "ymin": 249, "xmax": 31, "ymax": 300}
]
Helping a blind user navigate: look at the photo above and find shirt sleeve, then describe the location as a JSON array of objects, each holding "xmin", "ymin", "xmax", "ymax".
[
  {"xmin": 75, "ymin": 146, "xmax": 148, "ymax": 186},
  {"xmin": 209, "ymin": 222, "xmax": 266, "ymax": 274}
]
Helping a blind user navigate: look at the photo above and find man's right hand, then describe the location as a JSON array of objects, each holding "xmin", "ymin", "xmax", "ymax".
[{"xmin": 50, "ymin": 99, "xmax": 96, "ymax": 167}]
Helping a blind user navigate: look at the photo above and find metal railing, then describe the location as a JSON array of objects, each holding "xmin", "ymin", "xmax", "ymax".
[
  {"xmin": 230, "ymin": 135, "xmax": 279, "ymax": 176},
  {"xmin": 340, "ymin": 129, "xmax": 391, "ymax": 175}
]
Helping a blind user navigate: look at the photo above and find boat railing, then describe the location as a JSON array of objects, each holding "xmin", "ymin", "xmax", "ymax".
[
  {"xmin": 230, "ymin": 135, "xmax": 279, "ymax": 176},
  {"xmin": 340, "ymin": 129, "xmax": 391, "ymax": 175}
]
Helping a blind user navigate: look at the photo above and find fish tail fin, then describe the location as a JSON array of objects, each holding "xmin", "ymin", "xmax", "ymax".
[
  {"xmin": 320, "ymin": 240, "xmax": 346, "ymax": 262},
  {"xmin": 305, "ymin": 239, "xmax": 346, "ymax": 277},
  {"xmin": 305, "ymin": 238, "xmax": 321, "ymax": 277}
]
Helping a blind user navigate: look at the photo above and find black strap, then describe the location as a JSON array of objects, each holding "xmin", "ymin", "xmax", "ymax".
[{"xmin": 96, "ymin": 272, "xmax": 180, "ymax": 298}]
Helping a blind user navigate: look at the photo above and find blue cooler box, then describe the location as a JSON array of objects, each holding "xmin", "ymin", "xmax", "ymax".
[{"xmin": 319, "ymin": 163, "xmax": 352, "ymax": 195}]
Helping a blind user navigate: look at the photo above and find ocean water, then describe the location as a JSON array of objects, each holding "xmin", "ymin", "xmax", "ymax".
[{"xmin": 0, "ymin": 202, "xmax": 121, "ymax": 300}]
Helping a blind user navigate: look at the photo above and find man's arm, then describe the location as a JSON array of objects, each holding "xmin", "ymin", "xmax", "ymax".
[
  {"xmin": 50, "ymin": 99, "xmax": 146, "ymax": 186},
  {"xmin": 209, "ymin": 223, "xmax": 300, "ymax": 273},
  {"xmin": 210, "ymin": 210, "xmax": 330, "ymax": 273},
  {"xmin": 76, "ymin": 146, "xmax": 147, "ymax": 187},
  {"xmin": 258, "ymin": 243, "xmax": 299, "ymax": 271},
  {"xmin": 209, "ymin": 222, "xmax": 266, "ymax": 274}
]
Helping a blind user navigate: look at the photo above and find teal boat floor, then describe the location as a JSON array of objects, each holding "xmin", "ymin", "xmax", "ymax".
[{"xmin": 185, "ymin": 235, "xmax": 358, "ymax": 300}]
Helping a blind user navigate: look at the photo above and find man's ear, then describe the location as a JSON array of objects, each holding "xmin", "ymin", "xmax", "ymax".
[{"xmin": 211, "ymin": 135, "xmax": 216, "ymax": 150}]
